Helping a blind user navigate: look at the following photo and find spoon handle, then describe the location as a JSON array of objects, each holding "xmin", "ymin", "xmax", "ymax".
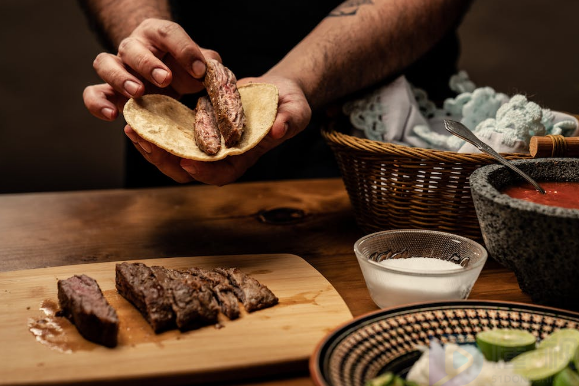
[
  {"xmin": 478, "ymin": 142, "xmax": 546, "ymax": 194},
  {"xmin": 444, "ymin": 120, "xmax": 546, "ymax": 194}
]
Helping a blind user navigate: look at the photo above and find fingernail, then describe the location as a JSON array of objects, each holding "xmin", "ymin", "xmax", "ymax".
[
  {"xmin": 101, "ymin": 107, "xmax": 115, "ymax": 120},
  {"xmin": 281, "ymin": 123, "xmax": 289, "ymax": 137},
  {"xmin": 181, "ymin": 160, "xmax": 197, "ymax": 175},
  {"xmin": 124, "ymin": 80, "xmax": 140, "ymax": 96},
  {"xmin": 152, "ymin": 68, "xmax": 168, "ymax": 85},
  {"xmin": 192, "ymin": 60, "xmax": 206, "ymax": 78},
  {"xmin": 138, "ymin": 140, "xmax": 151, "ymax": 154}
]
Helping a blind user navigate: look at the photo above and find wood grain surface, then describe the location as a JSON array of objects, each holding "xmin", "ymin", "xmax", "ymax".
[
  {"xmin": 0, "ymin": 178, "xmax": 533, "ymax": 386},
  {"xmin": 0, "ymin": 254, "xmax": 352, "ymax": 385}
]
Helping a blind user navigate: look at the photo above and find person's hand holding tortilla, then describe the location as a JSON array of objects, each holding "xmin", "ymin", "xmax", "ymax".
[
  {"xmin": 83, "ymin": 18, "xmax": 220, "ymax": 121},
  {"xmin": 123, "ymin": 74, "xmax": 310, "ymax": 186}
]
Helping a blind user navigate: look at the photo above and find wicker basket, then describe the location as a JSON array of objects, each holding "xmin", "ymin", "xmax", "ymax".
[{"xmin": 322, "ymin": 121, "xmax": 533, "ymax": 241}]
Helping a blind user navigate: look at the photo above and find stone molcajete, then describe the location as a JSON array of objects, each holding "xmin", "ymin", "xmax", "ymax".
[{"xmin": 470, "ymin": 158, "xmax": 579, "ymax": 310}]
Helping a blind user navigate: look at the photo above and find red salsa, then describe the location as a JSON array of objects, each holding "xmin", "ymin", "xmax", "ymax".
[{"xmin": 502, "ymin": 181, "xmax": 579, "ymax": 210}]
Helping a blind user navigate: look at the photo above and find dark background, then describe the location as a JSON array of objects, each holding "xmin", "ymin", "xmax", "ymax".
[{"xmin": 1, "ymin": 0, "xmax": 577, "ymax": 193}]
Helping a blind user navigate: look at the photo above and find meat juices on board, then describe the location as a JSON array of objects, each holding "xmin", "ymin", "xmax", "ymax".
[{"xmin": 203, "ymin": 59, "xmax": 246, "ymax": 147}]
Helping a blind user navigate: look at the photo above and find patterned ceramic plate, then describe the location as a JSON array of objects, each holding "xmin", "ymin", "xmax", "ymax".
[{"xmin": 310, "ymin": 300, "xmax": 579, "ymax": 386}]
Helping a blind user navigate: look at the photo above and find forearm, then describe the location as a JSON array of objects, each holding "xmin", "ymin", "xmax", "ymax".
[
  {"xmin": 267, "ymin": 0, "xmax": 472, "ymax": 110},
  {"xmin": 78, "ymin": 0, "xmax": 171, "ymax": 50}
]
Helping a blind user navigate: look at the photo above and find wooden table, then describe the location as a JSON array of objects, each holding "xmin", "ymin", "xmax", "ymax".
[{"xmin": 0, "ymin": 178, "xmax": 531, "ymax": 385}]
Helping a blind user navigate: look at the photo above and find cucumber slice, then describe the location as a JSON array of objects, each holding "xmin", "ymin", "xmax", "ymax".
[
  {"xmin": 512, "ymin": 347, "xmax": 573, "ymax": 383},
  {"xmin": 554, "ymin": 368, "xmax": 579, "ymax": 386},
  {"xmin": 476, "ymin": 329, "xmax": 536, "ymax": 361}
]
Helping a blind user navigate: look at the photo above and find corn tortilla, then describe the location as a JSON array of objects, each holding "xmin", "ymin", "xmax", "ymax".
[{"xmin": 123, "ymin": 83, "xmax": 279, "ymax": 161}]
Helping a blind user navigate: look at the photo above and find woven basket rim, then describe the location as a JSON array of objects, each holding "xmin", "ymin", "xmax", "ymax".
[{"xmin": 321, "ymin": 123, "xmax": 532, "ymax": 163}]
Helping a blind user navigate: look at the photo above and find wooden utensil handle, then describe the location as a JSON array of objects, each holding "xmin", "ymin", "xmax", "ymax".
[{"xmin": 529, "ymin": 135, "xmax": 579, "ymax": 158}]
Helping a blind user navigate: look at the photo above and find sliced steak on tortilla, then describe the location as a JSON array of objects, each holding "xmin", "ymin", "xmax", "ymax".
[
  {"xmin": 193, "ymin": 95, "xmax": 221, "ymax": 155},
  {"xmin": 214, "ymin": 268, "xmax": 278, "ymax": 312},
  {"xmin": 57, "ymin": 274, "xmax": 119, "ymax": 348},
  {"xmin": 123, "ymin": 83, "xmax": 278, "ymax": 162},
  {"xmin": 203, "ymin": 59, "xmax": 245, "ymax": 147}
]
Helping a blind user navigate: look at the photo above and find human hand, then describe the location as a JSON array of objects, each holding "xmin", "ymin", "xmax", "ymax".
[
  {"xmin": 124, "ymin": 75, "xmax": 312, "ymax": 186},
  {"xmin": 83, "ymin": 18, "xmax": 221, "ymax": 121}
]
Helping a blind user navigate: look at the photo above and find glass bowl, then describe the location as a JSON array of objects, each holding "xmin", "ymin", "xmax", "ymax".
[{"xmin": 354, "ymin": 230, "xmax": 488, "ymax": 308}]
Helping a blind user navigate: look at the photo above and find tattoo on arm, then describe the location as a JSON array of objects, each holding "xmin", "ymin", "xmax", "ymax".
[{"xmin": 329, "ymin": 0, "xmax": 374, "ymax": 17}]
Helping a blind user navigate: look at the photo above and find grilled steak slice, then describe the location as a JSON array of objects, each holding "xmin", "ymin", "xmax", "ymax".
[
  {"xmin": 203, "ymin": 59, "xmax": 246, "ymax": 147},
  {"xmin": 151, "ymin": 266, "xmax": 219, "ymax": 330},
  {"xmin": 115, "ymin": 262, "xmax": 174, "ymax": 333},
  {"xmin": 57, "ymin": 274, "xmax": 119, "ymax": 348},
  {"xmin": 194, "ymin": 96, "xmax": 221, "ymax": 155},
  {"xmin": 214, "ymin": 268, "xmax": 278, "ymax": 312},
  {"xmin": 188, "ymin": 267, "xmax": 240, "ymax": 320}
]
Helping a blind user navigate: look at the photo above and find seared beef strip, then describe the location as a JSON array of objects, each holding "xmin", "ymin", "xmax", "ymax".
[
  {"xmin": 57, "ymin": 274, "xmax": 119, "ymax": 348},
  {"xmin": 115, "ymin": 262, "xmax": 278, "ymax": 334},
  {"xmin": 188, "ymin": 267, "xmax": 240, "ymax": 320},
  {"xmin": 194, "ymin": 96, "xmax": 221, "ymax": 155},
  {"xmin": 151, "ymin": 266, "xmax": 219, "ymax": 330},
  {"xmin": 115, "ymin": 262, "xmax": 174, "ymax": 332},
  {"xmin": 214, "ymin": 268, "xmax": 278, "ymax": 312},
  {"xmin": 203, "ymin": 59, "xmax": 245, "ymax": 147}
]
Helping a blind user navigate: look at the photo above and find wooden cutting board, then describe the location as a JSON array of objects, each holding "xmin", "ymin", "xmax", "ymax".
[{"xmin": 0, "ymin": 254, "xmax": 352, "ymax": 385}]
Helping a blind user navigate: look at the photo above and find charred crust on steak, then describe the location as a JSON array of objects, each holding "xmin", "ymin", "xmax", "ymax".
[
  {"xmin": 188, "ymin": 267, "xmax": 241, "ymax": 320},
  {"xmin": 203, "ymin": 59, "xmax": 246, "ymax": 148},
  {"xmin": 115, "ymin": 263, "xmax": 278, "ymax": 334},
  {"xmin": 151, "ymin": 266, "xmax": 219, "ymax": 330},
  {"xmin": 115, "ymin": 262, "xmax": 175, "ymax": 333},
  {"xmin": 214, "ymin": 268, "xmax": 279, "ymax": 312},
  {"xmin": 57, "ymin": 274, "xmax": 119, "ymax": 348}
]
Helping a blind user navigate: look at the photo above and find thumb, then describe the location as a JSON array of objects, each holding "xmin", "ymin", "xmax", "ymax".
[{"xmin": 270, "ymin": 119, "xmax": 289, "ymax": 140}]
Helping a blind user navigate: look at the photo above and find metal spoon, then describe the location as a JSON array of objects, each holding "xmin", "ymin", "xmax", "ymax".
[{"xmin": 444, "ymin": 120, "xmax": 546, "ymax": 194}]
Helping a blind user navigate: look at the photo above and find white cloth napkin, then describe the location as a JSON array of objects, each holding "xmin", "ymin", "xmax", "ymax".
[{"xmin": 344, "ymin": 72, "xmax": 579, "ymax": 154}]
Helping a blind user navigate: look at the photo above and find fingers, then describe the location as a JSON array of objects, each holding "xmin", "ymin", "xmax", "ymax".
[
  {"xmin": 124, "ymin": 126, "xmax": 194, "ymax": 183},
  {"xmin": 162, "ymin": 55, "xmax": 204, "ymax": 96},
  {"xmin": 92, "ymin": 19, "xmax": 217, "ymax": 100},
  {"xmin": 126, "ymin": 121, "xmax": 262, "ymax": 186},
  {"xmin": 270, "ymin": 119, "xmax": 290, "ymax": 140},
  {"xmin": 161, "ymin": 48, "xmax": 220, "ymax": 95},
  {"xmin": 137, "ymin": 19, "xmax": 207, "ymax": 79},
  {"xmin": 83, "ymin": 83, "xmax": 128, "ymax": 121},
  {"xmin": 117, "ymin": 37, "xmax": 172, "ymax": 89},
  {"xmin": 180, "ymin": 159, "xmax": 237, "ymax": 187},
  {"xmin": 126, "ymin": 123, "xmax": 267, "ymax": 186},
  {"xmin": 180, "ymin": 158, "xmax": 249, "ymax": 186},
  {"xmin": 200, "ymin": 48, "xmax": 222, "ymax": 64},
  {"xmin": 269, "ymin": 98, "xmax": 310, "ymax": 140},
  {"xmin": 180, "ymin": 140, "xmax": 272, "ymax": 186},
  {"xmin": 93, "ymin": 52, "xmax": 147, "ymax": 99}
]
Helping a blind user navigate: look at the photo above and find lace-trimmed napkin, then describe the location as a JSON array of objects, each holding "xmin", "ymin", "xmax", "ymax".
[{"xmin": 344, "ymin": 72, "xmax": 578, "ymax": 154}]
